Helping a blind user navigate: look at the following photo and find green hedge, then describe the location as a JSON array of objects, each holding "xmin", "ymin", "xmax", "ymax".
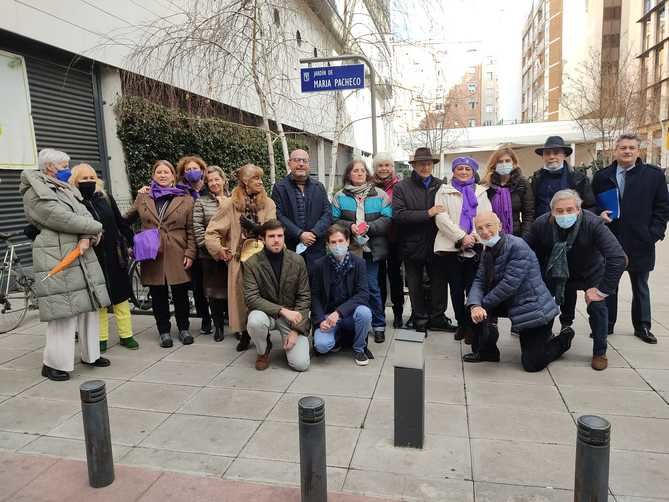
[{"xmin": 115, "ymin": 96, "xmax": 305, "ymax": 193}]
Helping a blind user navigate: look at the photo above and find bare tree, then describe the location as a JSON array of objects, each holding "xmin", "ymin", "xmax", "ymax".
[{"xmin": 561, "ymin": 48, "xmax": 644, "ymax": 166}]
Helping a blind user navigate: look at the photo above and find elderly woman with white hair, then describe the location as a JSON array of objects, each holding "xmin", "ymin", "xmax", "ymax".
[
  {"xmin": 372, "ymin": 152, "xmax": 404, "ymax": 329},
  {"xmin": 19, "ymin": 149, "xmax": 111, "ymax": 381}
]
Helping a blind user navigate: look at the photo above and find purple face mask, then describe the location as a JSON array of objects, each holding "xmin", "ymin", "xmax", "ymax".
[{"xmin": 184, "ymin": 170, "xmax": 203, "ymax": 183}]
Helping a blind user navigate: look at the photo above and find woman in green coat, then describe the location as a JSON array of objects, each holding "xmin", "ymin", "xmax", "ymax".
[{"xmin": 19, "ymin": 149, "xmax": 111, "ymax": 382}]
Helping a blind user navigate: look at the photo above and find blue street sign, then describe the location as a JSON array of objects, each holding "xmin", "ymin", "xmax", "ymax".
[{"xmin": 301, "ymin": 64, "xmax": 365, "ymax": 93}]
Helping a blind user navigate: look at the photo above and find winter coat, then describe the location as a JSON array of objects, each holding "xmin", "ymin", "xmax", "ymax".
[
  {"xmin": 592, "ymin": 159, "xmax": 669, "ymax": 272},
  {"xmin": 392, "ymin": 171, "xmax": 443, "ymax": 262},
  {"xmin": 193, "ymin": 192, "xmax": 223, "ymax": 258},
  {"xmin": 242, "ymin": 249, "xmax": 311, "ymax": 335},
  {"xmin": 310, "ymin": 253, "xmax": 370, "ymax": 326},
  {"xmin": 434, "ymin": 182, "xmax": 492, "ymax": 254},
  {"xmin": 467, "ymin": 234, "xmax": 558, "ymax": 330},
  {"xmin": 81, "ymin": 192, "xmax": 134, "ymax": 305},
  {"xmin": 271, "ymin": 175, "xmax": 332, "ymax": 266},
  {"xmin": 525, "ymin": 211, "xmax": 626, "ymax": 295},
  {"xmin": 332, "ymin": 186, "xmax": 392, "ymax": 261},
  {"xmin": 204, "ymin": 196, "xmax": 276, "ymax": 332},
  {"xmin": 486, "ymin": 171, "xmax": 535, "ymax": 236},
  {"xmin": 19, "ymin": 170, "xmax": 110, "ymax": 322},
  {"xmin": 529, "ymin": 163, "xmax": 596, "ymax": 216},
  {"xmin": 125, "ymin": 193, "xmax": 196, "ymax": 287}
]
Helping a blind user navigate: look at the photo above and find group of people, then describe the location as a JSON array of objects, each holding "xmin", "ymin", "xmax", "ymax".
[{"xmin": 20, "ymin": 131, "xmax": 669, "ymax": 381}]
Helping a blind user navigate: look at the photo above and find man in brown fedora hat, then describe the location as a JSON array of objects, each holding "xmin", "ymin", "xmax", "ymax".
[{"xmin": 392, "ymin": 147, "xmax": 456, "ymax": 333}]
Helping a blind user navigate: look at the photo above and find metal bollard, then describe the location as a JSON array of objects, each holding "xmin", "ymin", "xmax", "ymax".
[
  {"xmin": 80, "ymin": 380, "xmax": 114, "ymax": 488},
  {"xmin": 298, "ymin": 396, "xmax": 327, "ymax": 502},
  {"xmin": 393, "ymin": 330, "xmax": 425, "ymax": 448},
  {"xmin": 574, "ymin": 415, "xmax": 611, "ymax": 502}
]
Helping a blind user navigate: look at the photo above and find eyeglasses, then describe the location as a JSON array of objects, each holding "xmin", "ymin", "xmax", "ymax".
[{"xmin": 290, "ymin": 158, "xmax": 310, "ymax": 164}]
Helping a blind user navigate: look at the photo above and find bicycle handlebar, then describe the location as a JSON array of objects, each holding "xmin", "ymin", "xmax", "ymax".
[{"xmin": 0, "ymin": 230, "xmax": 26, "ymax": 241}]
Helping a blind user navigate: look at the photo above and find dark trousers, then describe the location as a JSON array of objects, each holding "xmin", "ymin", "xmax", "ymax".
[
  {"xmin": 474, "ymin": 318, "xmax": 571, "ymax": 372},
  {"xmin": 149, "ymin": 282, "xmax": 190, "ymax": 333},
  {"xmin": 190, "ymin": 258, "xmax": 211, "ymax": 324},
  {"xmin": 587, "ymin": 300, "xmax": 609, "ymax": 356},
  {"xmin": 378, "ymin": 244, "xmax": 405, "ymax": 315},
  {"xmin": 443, "ymin": 253, "xmax": 478, "ymax": 329},
  {"xmin": 558, "ymin": 284, "xmax": 578, "ymax": 327},
  {"xmin": 404, "ymin": 255, "xmax": 448, "ymax": 328},
  {"xmin": 606, "ymin": 270, "xmax": 652, "ymax": 331},
  {"xmin": 209, "ymin": 298, "xmax": 227, "ymax": 329}
]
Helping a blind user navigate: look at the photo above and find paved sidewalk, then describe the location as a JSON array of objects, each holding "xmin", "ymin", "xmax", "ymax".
[{"xmin": 1, "ymin": 240, "xmax": 668, "ymax": 501}]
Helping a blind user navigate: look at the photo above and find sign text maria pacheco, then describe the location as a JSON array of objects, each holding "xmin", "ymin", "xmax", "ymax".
[{"xmin": 300, "ymin": 64, "xmax": 365, "ymax": 93}]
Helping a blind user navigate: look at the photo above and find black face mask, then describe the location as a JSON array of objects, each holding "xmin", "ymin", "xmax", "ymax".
[{"xmin": 78, "ymin": 181, "xmax": 97, "ymax": 199}]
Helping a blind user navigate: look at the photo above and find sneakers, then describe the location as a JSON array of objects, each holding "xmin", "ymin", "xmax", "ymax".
[
  {"xmin": 159, "ymin": 332, "xmax": 173, "ymax": 348},
  {"xmin": 120, "ymin": 336, "xmax": 139, "ymax": 350},
  {"xmin": 354, "ymin": 351, "xmax": 369, "ymax": 366},
  {"xmin": 591, "ymin": 354, "xmax": 608, "ymax": 371},
  {"xmin": 373, "ymin": 329, "xmax": 385, "ymax": 343},
  {"xmin": 178, "ymin": 330, "xmax": 194, "ymax": 345}
]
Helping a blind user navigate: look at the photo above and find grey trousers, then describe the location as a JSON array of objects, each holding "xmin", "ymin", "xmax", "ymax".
[{"xmin": 246, "ymin": 310, "xmax": 310, "ymax": 372}]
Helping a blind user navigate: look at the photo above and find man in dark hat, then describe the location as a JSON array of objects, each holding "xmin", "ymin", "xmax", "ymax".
[
  {"xmin": 529, "ymin": 136, "xmax": 597, "ymax": 337},
  {"xmin": 392, "ymin": 147, "xmax": 456, "ymax": 333}
]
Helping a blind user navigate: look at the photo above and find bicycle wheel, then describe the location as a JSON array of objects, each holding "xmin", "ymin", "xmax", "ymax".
[
  {"xmin": 0, "ymin": 268, "xmax": 29, "ymax": 334},
  {"xmin": 128, "ymin": 260, "xmax": 152, "ymax": 311}
]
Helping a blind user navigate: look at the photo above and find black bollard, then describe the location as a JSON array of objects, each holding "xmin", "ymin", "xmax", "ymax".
[
  {"xmin": 574, "ymin": 415, "xmax": 611, "ymax": 501},
  {"xmin": 298, "ymin": 396, "xmax": 327, "ymax": 502},
  {"xmin": 80, "ymin": 380, "xmax": 114, "ymax": 488},
  {"xmin": 393, "ymin": 330, "xmax": 425, "ymax": 448}
]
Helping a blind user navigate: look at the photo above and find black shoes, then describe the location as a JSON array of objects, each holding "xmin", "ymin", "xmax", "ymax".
[
  {"xmin": 159, "ymin": 332, "xmax": 173, "ymax": 348},
  {"xmin": 454, "ymin": 327, "xmax": 466, "ymax": 341},
  {"xmin": 374, "ymin": 329, "xmax": 385, "ymax": 343},
  {"xmin": 178, "ymin": 330, "xmax": 194, "ymax": 345},
  {"xmin": 429, "ymin": 316, "xmax": 458, "ymax": 333},
  {"xmin": 200, "ymin": 318, "xmax": 213, "ymax": 335},
  {"xmin": 81, "ymin": 357, "xmax": 111, "ymax": 367},
  {"xmin": 213, "ymin": 326, "xmax": 224, "ymax": 342},
  {"xmin": 41, "ymin": 364, "xmax": 69, "ymax": 381},
  {"xmin": 462, "ymin": 351, "xmax": 500, "ymax": 363},
  {"xmin": 634, "ymin": 328, "xmax": 658, "ymax": 344},
  {"xmin": 236, "ymin": 331, "xmax": 251, "ymax": 351}
]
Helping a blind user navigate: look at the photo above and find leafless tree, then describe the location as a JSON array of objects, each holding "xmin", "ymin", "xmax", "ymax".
[{"xmin": 561, "ymin": 48, "xmax": 644, "ymax": 165}]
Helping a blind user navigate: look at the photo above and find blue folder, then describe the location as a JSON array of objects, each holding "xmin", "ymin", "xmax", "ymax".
[{"xmin": 596, "ymin": 188, "xmax": 620, "ymax": 220}]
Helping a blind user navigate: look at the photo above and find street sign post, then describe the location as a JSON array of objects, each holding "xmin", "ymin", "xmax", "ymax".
[
  {"xmin": 300, "ymin": 64, "xmax": 365, "ymax": 93},
  {"xmin": 300, "ymin": 55, "xmax": 378, "ymax": 155}
]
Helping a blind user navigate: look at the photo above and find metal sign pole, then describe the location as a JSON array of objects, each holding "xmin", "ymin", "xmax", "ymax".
[{"xmin": 299, "ymin": 55, "xmax": 378, "ymax": 156}]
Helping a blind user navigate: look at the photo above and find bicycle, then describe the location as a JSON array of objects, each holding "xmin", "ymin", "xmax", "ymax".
[
  {"xmin": 0, "ymin": 231, "xmax": 36, "ymax": 333},
  {"xmin": 127, "ymin": 258, "xmax": 197, "ymax": 314}
]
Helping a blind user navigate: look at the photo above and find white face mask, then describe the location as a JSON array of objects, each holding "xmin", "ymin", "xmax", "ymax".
[
  {"xmin": 480, "ymin": 234, "xmax": 501, "ymax": 248},
  {"xmin": 495, "ymin": 163, "xmax": 513, "ymax": 176},
  {"xmin": 543, "ymin": 162, "xmax": 563, "ymax": 172}
]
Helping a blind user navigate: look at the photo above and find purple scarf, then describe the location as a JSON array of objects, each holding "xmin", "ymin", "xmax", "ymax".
[
  {"xmin": 451, "ymin": 178, "xmax": 478, "ymax": 233},
  {"xmin": 491, "ymin": 186, "xmax": 513, "ymax": 234},
  {"xmin": 149, "ymin": 180, "xmax": 192, "ymax": 199}
]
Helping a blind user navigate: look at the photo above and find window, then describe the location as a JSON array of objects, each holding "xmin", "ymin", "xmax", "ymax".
[
  {"xmin": 313, "ymin": 47, "xmax": 318, "ymax": 57},
  {"xmin": 469, "ymin": 100, "xmax": 476, "ymax": 110},
  {"xmin": 486, "ymin": 72, "xmax": 493, "ymax": 80},
  {"xmin": 644, "ymin": 0, "xmax": 653, "ymax": 15},
  {"xmin": 468, "ymin": 83, "xmax": 476, "ymax": 93},
  {"xmin": 273, "ymin": 8, "xmax": 280, "ymax": 26},
  {"xmin": 658, "ymin": 7, "xmax": 666, "ymax": 41},
  {"xmin": 296, "ymin": 30, "xmax": 302, "ymax": 47},
  {"xmin": 485, "ymin": 104, "xmax": 493, "ymax": 113},
  {"xmin": 468, "ymin": 119, "xmax": 476, "ymax": 127}
]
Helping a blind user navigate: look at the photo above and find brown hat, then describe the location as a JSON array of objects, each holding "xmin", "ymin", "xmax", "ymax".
[{"xmin": 409, "ymin": 147, "xmax": 439, "ymax": 165}]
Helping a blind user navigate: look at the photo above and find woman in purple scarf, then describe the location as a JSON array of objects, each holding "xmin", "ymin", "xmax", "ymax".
[
  {"xmin": 482, "ymin": 147, "xmax": 534, "ymax": 238},
  {"xmin": 434, "ymin": 156, "xmax": 492, "ymax": 343}
]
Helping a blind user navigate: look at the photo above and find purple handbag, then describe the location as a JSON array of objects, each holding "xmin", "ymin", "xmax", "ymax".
[{"xmin": 133, "ymin": 228, "xmax": 160, "ymax": 261}]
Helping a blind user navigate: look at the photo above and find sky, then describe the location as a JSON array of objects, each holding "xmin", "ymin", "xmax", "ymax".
[{"xmin": 393, "ymin": 0, "xmax": 534, "ymax": 122}]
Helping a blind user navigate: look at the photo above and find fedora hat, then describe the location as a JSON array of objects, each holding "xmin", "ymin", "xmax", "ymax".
[
  {"xmin": 535, "ymin": 136, "xmax": 573, "ymax": 156},
  {"xmin": 409, "ymin": 147, "xmax": 439, "ymax": 164}
]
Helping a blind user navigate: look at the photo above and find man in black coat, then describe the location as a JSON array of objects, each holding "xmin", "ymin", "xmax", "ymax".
[
  {"xmin": 311, "ymin": 225, "xmax": 373, "ymax": 366},
  {"xmin": 526, "ymin": 189, "xmax": 626, "ymax": 370},
  {"xmin": 393, "ymin": 147, "xmax": 455, "ymax": 333},
  {"xmin": 271, "ymin": 149, "xmax": 332, "ymax": 268},
  {"xmin": 529, "ymin": 136, "xmax": 597, "ymax": 337},
  {"xmin": 592, "ymin": 134, "xmax": 669, "ymax": 344}
]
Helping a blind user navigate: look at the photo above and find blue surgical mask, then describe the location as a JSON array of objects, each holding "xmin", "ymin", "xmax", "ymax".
[
  {"xmin": 495, "ymin": 163, "xmax": 513, "ymax": 176},
  {"xmin": 543, "ymin": 162, "xmax": 563, "ymax": 172},
  {"xmin": 481, "ymin": 234, "xmax": 501, "ymax": 248},
  {"xmin": 555, "ymin": 214, "xmax": 578, "ymax": 229},
  {"xmin": 184, "ymin": 170, "xmax": 203, "ymax": 183},
  {"xmin": 329, "ymin": 243, "xmax": 348, "ymax": 258},
  {"xmin": 55, "ymin": 168, "xmax": 72, "ymax": 182}
]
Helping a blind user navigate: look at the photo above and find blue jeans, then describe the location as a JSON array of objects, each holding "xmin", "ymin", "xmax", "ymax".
[
  {"xmin": 364, "ymin": 255, "xmax": 386, "ymax": 330},
  {"xmin": 314, "ymin": 305, "xmax": 372, "ymax": 354},
  {"xmin": 587, "ymin": 299, "xmax": 609, "ymax": 356}
]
